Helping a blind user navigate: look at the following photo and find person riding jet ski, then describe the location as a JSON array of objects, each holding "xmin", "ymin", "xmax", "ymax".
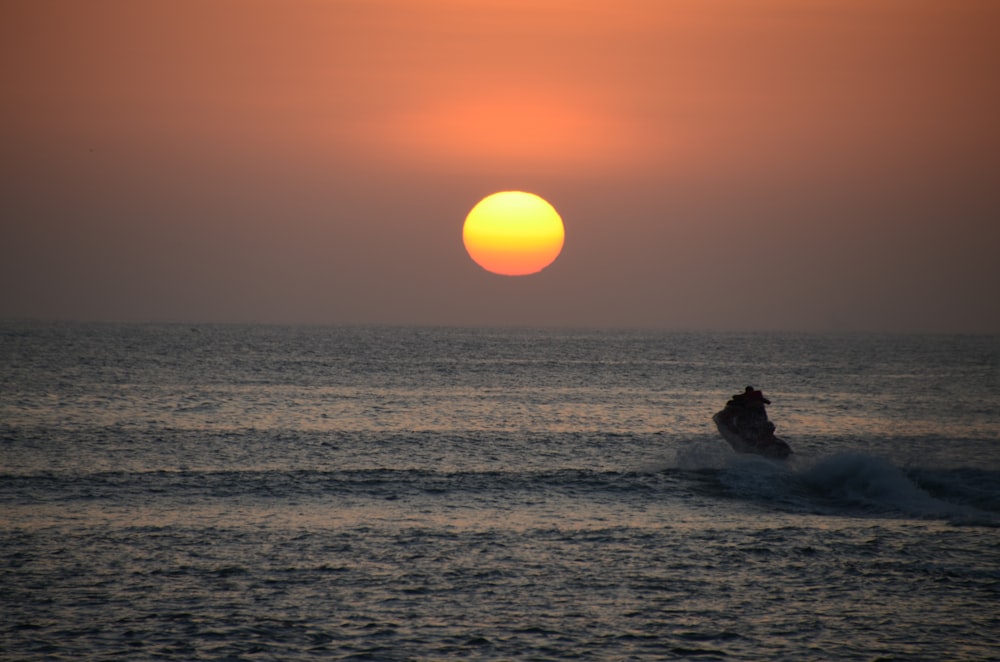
[{"xmin": 713, "ymin": 386, "xmax": 791, "ymax": 459}]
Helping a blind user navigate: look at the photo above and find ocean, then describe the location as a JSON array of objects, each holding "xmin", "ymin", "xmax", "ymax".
[{"xmin": 2, "ymin": 322, "xmax": 998, "ymax": 660}]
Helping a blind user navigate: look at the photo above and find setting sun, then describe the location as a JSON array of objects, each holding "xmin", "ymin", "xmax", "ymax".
[{"xmin": 463, "ymin": 191, "xmax": 565, "ymax": 276}]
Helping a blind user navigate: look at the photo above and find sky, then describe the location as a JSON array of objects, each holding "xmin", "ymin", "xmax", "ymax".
[{"xmin": 2, "ymin": 0, "xmax": 998, "ymax": 332}]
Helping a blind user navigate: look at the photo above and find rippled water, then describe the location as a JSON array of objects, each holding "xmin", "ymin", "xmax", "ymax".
[{"xmin": 2, "ymin": 323, "xmax": 999, "ymax": 660}]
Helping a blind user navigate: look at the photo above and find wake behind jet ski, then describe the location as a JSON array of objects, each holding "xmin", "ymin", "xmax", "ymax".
[{"xmin": 713, "ymin": 386, "xmax": 792, "ymax": 459}]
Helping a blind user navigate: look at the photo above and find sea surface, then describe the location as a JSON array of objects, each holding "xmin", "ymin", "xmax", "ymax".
[{"xmin": 2, "ymin": 322, "xmax": 999, "ymax": 660}]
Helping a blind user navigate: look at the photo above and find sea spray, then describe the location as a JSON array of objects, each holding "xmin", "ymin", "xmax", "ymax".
[{"xmin": 801, "ymin": 452, "xmax": 955, "ymax": 517}]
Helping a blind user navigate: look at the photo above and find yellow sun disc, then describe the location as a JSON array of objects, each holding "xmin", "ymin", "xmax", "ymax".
[{"xmin": 463, "ymin": 191, "xmax": 565, "ymax": 276}]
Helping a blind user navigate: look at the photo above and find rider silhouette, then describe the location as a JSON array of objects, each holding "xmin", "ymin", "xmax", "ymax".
[{"xmin": 725, "ymin": 386, "xmax": 775, "ymax": 441}]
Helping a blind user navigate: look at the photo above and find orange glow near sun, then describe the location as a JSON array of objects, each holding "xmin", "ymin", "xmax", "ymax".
[
  {"xmin": 463, "ymin": 191, "xmax": 565, "ymax": 276},
  {"xmin": 368, "ymin": 93, "xmax": 642, "ymax": 171}
]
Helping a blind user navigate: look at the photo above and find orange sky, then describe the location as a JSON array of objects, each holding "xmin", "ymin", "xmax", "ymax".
[{"xmin": 2, "ymin": 0, "xmax": 998, "ymax": 331}]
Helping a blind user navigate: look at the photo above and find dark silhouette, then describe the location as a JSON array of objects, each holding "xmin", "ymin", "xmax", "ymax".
[{"xmin": 713, "ymin": 385, "xmax": 791, "ymax": 459}]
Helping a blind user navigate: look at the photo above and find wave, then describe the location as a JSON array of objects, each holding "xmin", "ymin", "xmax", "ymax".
[
  {"xmin": 708, "ymin": 450, "xmax": 1000, "ymax": 526},
  {"xmin": 0, "ymin": 467, "xmax": 672, "ymax": 506},
  {"xmin": 801, "ymin": 453, "xmax": 958, "ymax": 514},
  {"xmin": 3, "ymin": 452, "xmax": 998, "ymax": 527}
]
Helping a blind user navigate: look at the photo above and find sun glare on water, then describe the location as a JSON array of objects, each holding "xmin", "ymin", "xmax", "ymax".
[{"xmin": 463, "ymin": 191, "xmax": 565, "ymax": 276}]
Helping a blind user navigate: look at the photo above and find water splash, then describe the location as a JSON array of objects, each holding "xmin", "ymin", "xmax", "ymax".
[{"xmin": 801, "ymin": 453, "xmax": 950, "ymax": 515}]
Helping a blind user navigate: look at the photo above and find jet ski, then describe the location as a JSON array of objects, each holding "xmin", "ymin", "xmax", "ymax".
[{"xmin": 713, "ymin": 386, "xmax": 792, "ymax": 459}]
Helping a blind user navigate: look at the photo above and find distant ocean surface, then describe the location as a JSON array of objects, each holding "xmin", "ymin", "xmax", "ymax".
[{"xmin": 2, "ymin": 322, "xmax": 999, "ymax": 660}]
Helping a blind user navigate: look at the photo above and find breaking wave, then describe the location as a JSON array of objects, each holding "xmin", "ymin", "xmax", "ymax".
[{"xmin": 709, "ymin": 450, "xmax": 1000, "ymax": 525}]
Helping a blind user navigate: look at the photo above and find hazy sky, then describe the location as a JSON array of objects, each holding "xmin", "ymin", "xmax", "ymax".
[{"xmin": 2, "ymin": 0, "xmax": 998, "ymax": 331}]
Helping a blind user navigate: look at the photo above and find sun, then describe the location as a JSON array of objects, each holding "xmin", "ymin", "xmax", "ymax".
[{"xmin": 463, "ymin": 191, "xmax": 565, "ymax": 276}]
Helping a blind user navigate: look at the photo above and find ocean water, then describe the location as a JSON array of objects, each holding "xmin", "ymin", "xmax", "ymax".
[{"xmin": 2, "ymin": 322, "xmax": 999, "ymax": 660}]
